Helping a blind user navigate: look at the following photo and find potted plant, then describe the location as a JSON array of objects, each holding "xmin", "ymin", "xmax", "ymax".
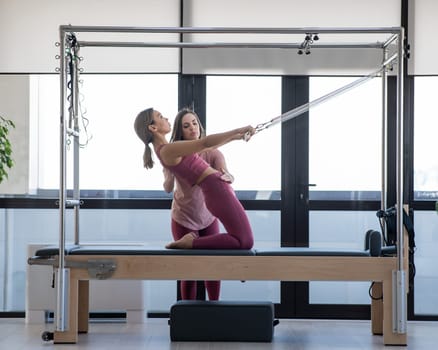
[{"xmin": 0, "ymin": 116, "xmax": 15, "ymax": 183}]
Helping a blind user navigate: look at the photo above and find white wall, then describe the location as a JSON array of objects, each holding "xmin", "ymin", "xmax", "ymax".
[
  {"xmin": 182, "ymin": 0, "xmax": 401, "ymax": 75},
  {"xmin": 2, "ymin": 0, "xmax": 438, "ymax": 75},
  {"xmin": 0, "ymin": 0, "xmax": 180, "ymax": 73},
  {"xmin": 408, "ymin": 0, "xmax": 438, "ymax": 75},
  {"xmin": 0, "ymin": 0, "xmax": 403, "ymax": 75}
]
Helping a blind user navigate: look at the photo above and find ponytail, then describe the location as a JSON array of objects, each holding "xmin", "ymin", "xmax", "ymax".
[
  {"xmin": 143, "ymin": 144, "xmax": 154, "ymax": 169},
  {"xmin": 134, "ymin": 108, "xmax": 155, "ymax": 169}
]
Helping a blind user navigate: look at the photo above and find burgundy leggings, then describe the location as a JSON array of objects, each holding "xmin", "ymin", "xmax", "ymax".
[
  {"xmin": 195, "ymin": 172, "xmax": 254, "ymax": 249},
  {"xmin": 171, "ymin": 219, "xmax": 220, "ymax": 300}
]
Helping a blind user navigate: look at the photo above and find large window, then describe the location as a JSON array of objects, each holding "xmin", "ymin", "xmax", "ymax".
[
  {"xmin": 309, "ymin": 76, "xmax": 383, "ymax": 196},
  {"xmin": 3, "ymin": 208, "xmax": 280, "ymax": 312},
  {"xmin": 35, "ymin": 74, "xmax": 178, "ymax": 192},
  {"xmin": 206, "ymin": 76, "xmax": 281, "ymax": 193},
  {"xmin": 308, "ymin": 76, "xmax": 383, "ymax": 305},
  {"xmin": 206, "ymin": 75, "xmax": 282, "ymax": 303},
  {"xmin": 1, "ymin": 74, "xmax": 283, "ymax": 313},
  {"xmin": 309, "ymin": 211, "xmax": 382, "ymax": 305},
  {"xmin": 413, "ymin": 77, "xmax": 438, "ymax": 316},
  {"xmin": 414, "ymin": 77, "xmax": 438, "ymax": 199}
]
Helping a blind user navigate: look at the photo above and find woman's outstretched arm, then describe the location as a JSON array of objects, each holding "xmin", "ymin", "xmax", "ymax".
[{"xmin": 159, "ymin": 126, "xmax": 255, "ymax": 165}]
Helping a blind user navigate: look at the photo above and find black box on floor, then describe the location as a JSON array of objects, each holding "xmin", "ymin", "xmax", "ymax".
[{"xmin": 169, "ymin": 300, "xmax": 275, "ymax": 342}]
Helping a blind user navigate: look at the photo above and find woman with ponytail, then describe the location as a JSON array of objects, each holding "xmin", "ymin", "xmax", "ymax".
[{"xmin": 133, "ymin": 107, "xmax": 255, "ymax": 250}]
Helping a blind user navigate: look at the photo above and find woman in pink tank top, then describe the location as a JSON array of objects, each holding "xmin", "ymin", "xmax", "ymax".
[
  {"xmin": 163, "ymin": 108, "xmax": 233, "ymax": 300},
  {"xmin": 133, "ymin": 108, "xmax": 255, "ymax": 251}
]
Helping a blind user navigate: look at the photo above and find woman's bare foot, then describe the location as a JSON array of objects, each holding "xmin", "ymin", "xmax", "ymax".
[{"xmin": 166, "ymin": 232, "xmax": 197, "ymax": 249}]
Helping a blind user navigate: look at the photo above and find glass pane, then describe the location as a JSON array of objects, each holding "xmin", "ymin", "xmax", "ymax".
[
  {"xmin": 414, "ymin": 77, "xmax": 438, "ymax": 199},
  {"xmin": 206, "ymin": 76, "xmax": 281, "ymax": 192},
  {"xmin": 0, "ymin": 209, "xmax": 6, "ymax": 310},
  {"xmin": 77, "ymin": 209, "xmax": 280, "ymax": 246},
  {"xmin": 80, "ymin": 209, "xmax": 281, "ymax": 306},
  {"xmin": 3, "ymin": 208, "xmax": 280, "ymax": 312},
  {"xmin": 35, "ymin": 74, "xmax": 178, "ymax": 191},
  {"xmin": 310, "ymin": 281, "xmax": 371, "ymax": 305},
  {"xmin": 309, "ymin": 77, "xmax": 382, "ymax": 194},
  {"xmin": 413, "ymin": 211, "xmax": 438, "ymax": 315},
  {"xmin": 2, "ymin": 208, "xmax": 62, "ymax": 311},
  {"xmin": 309, "ymin": 210, "xmax": 381, "ymax": 304},
  {"xmin": 310, "ymin": 211, "xmax": 381, "ymax": 249}
]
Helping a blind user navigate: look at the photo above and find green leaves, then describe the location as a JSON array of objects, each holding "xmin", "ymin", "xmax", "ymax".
[{"xmin": 0, "ymin": 116, "xmax": 15, "ymax": 183}]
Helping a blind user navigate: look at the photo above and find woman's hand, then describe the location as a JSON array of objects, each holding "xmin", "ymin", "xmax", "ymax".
[
  {"xmin": 220, "ymin": 168, "xmax": 234, "ymax": 183},
  {"xmin": 235, "ymin": 125, "xmax": 256, "ymax": 142}
]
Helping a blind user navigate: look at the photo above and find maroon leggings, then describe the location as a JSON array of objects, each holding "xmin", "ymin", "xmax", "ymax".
[
  {"xmin": 171, "ymin": 218, "xmax": 221, "ymax": 300},
  {"xmin": 195, "ymin": 172, "xmax": 254, "ymax": 249}
]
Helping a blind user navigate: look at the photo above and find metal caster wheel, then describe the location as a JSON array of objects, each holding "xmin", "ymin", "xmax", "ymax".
[{"xmin": 41, "ymin": 331, "xmax": 54, "ymax": 341}]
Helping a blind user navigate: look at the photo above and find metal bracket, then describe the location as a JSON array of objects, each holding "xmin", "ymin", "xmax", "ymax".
[
  {"xmin": 28, "ymin": 257, "xmax": 117, "ymax": 280},
  {"xmin": 68, "ymin": 259, "xmax": 117, "ymax": 279}
]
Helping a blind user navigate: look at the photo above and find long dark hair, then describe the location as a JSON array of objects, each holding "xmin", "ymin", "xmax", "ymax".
[
  {"xmin": 170, "ymin": 108, "xmax": 205, "ymax": 142},
  {"xmin": 133, "ymin": 107, "xmax": 155, "ymax": 169}
]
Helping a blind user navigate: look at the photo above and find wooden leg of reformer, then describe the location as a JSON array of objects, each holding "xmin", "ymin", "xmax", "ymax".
[
  {"xmin": 371, "ymin": 281, "xmax": 383, "ymax": 335},
  {"xmin": 78, "ymin": 280, "xmax": 89, "ymax": 333},
  {"xmin": 53, "ymin": 270, "xmax": 79, "ymax": 344},
  {"xmin": 382, "ymin": 277, "xmax": 407, "ymax": 346}
]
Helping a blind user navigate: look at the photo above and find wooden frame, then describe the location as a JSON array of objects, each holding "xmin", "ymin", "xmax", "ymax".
[{"xmin": 50, "ymin": 252, "xmax": 407, "ymax": 346}]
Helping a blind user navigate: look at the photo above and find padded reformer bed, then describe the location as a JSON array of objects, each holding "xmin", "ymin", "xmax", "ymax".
[{"xmin": 28, "ymin": 229, "xmax": 408, "ymax": 345}]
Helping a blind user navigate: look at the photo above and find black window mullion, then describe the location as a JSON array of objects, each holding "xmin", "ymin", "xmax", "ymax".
[
  {"xmin": 279, "ymin": 76, "xmax": 309, "ymax": 318},
  {"xmin": 178, "ymin": 74, "xmax": 206, "ymax": 127},
  {"xmin": 281, "ymin": 76, "xmax": 309, "ymax": 247},
  {"xmin": 176, "ymin": 74, "xmax": 207, "ymax": 301}
]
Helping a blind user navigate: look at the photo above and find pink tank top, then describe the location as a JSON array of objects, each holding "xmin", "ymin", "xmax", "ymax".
[
  {"xmin": 171, "ymin": 177, "xmax": 215, "ymax": 230},
  {"xmin": 162, "ymin": 149, "xmax": 225, "ymax": 230},
  {"xmin": 156, "ymin": 144, "xmax": 210, "ymax": 186}
]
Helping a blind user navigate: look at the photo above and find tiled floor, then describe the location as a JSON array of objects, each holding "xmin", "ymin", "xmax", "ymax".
[{"xmin": 1, "ymin": 318, "xmax": 437, "ymax": 350}]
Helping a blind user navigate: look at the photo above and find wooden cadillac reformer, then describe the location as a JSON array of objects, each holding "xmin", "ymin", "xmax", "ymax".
[{"xmin": 28, "ymin": 24, "xmax": 409, "ymax": 346}]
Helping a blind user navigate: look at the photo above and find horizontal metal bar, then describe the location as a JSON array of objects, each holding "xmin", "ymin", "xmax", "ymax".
[
  {"xmin": 60, "ymin": 25, "xmax": 402, "ymax": 35},
  {"xmin": 78, "ymin": 41, "xmax": 384, "ymax": 49}
]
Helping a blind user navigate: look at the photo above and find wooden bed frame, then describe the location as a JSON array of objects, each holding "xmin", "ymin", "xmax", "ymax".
[{"xmin": 30, "ymin": 239, "xmax": 408, "ymax": 346}]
